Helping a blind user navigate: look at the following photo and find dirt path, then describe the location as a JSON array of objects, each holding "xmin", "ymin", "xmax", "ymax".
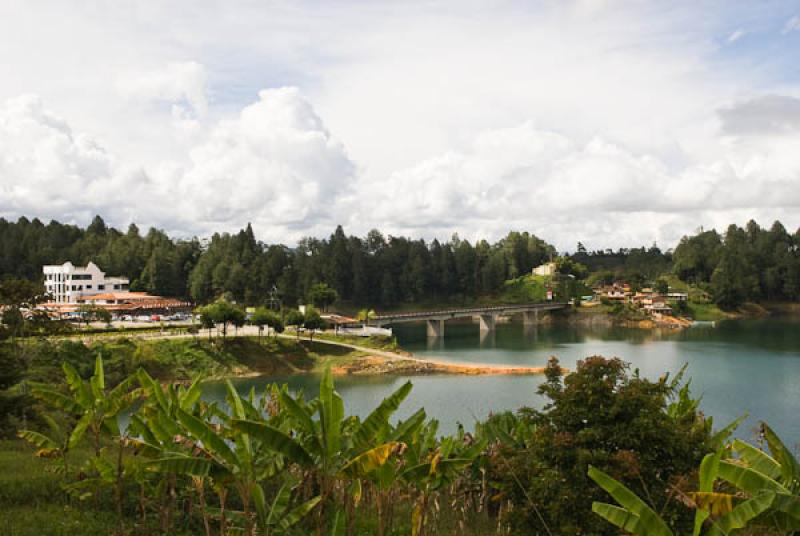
[{"xmin": 275, "ymin": 333, "xmax": 549, "ymax": 375}]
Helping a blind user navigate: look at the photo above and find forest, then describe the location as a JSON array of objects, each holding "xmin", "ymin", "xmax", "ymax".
[
  {"xmin": 2, "ymin": 215, "xmax": 800, "ymax": 310},
  {"xmin": 0, "ymin": 216, "xmax": 555, "ymax": 307}
]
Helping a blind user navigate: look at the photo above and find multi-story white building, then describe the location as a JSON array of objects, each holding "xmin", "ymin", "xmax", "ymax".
[{"xmin": 43, "ymin": 261, "xmax": 129, "ymax": 304}]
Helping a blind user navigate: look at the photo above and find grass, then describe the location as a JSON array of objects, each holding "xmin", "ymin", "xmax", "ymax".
[
  {"xmin": 686, "ymin": 301, "xmax": 729, "ymax": 321},
  {"xmin": 7, "ymin": 335, "xmax": 375, "ymax": 390},
  {"xmin": 498, "ymin": 274, "xmax": 548, "ymax": 303},
  {"xmin": 0, "ymin": 436, "xmax": 496, "ymax": 535},
  {"xmin": 0, "ymin": 440, "xmax": 115, "ymax": 536}
]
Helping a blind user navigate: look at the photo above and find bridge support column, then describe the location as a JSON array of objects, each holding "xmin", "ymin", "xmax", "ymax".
[
  {"xmin": 426, "ymin": 319, "xmax": 444, "ymax": 338},
  {"xmin": 478, "ymin": 314, "xmax": 496, "ymax": 332},
  {"xmin": 523, "ymin": 310, "xmax": 540, "ymax": 327}
]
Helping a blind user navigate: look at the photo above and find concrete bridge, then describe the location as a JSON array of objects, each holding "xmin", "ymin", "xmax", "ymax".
[{"xmin": 371, "ymin": 302, "xmax": 567, "ymax": 337}]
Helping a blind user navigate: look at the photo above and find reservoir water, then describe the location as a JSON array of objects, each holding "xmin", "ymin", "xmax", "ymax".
[{"xmin": 207, "ymin": 317, "xmax": 800, "ymax": 445}]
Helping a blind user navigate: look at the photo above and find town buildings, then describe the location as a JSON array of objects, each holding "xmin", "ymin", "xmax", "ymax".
[
  {"xmin": 41, "ymin": 261, "xmax": 190, "ymax": 318},
  {"xmin": 43, "ymin": 261, "xmax": 129, "ymax": 304},
  {"xmin": 532, "ymin": 262, "xmax": 557, "ymax": 277}
]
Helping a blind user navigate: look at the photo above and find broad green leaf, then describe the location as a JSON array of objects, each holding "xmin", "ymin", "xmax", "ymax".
[
  {"xmin": 92, "ymin": 455, "xmax": 115, "ymax": 482},
  {"xmin": 339, "ymin": 442, "xmax": 398, "ymax": 477},
  {"xmin": 69, "ymin": 413, "xmax": 92, "ymax": 449},
  {"xmin": 180, "ymin": 375, "xmax": 205, "ymax": 410},
  {"xmin": 709, "ymin": 414, "xmax": 746, "ymax": 449},
  {"xmin": 62, "ymin": 362, "xmax": 91, "ymax": 407},
  {"xmin": 90, "ymin": 355, "xmax": 105, "ymax": 398},
  {"xmin": 592, "ymin": 503, "xmax": 643, "ymax": 533},
  {"xmin": 175, "ymin": 408, "xmax": 238, "ymax": 468},
  {"xmin": 279, "ymin": 496, "xmax": 321, "ymax": 531},
  {"xmin": 732, "ymin": 439, "xmax": 782, "ymax": 480},
  {"xmin": 401, "ymin": 458, "xmax": 472, "ymax": 482},
  {"xmin": 763, "ymin": 423, "xmax": 800, "ymax": 486},
  {"xmin": 319, "ymin": 367, "xmax": 344, "ymax": 462},
  {"xmin": 717, "ymin": 461, "xmax": 788, "ymax": 495},
  {"xmin": 588, "ymin": 466, "xmax": 673, "ymax": 536},
  {"xmin": 108, "ymin": 374, "xmax": 138, "ymax": 402},
  {"xmin": 391, "ymin": 409, "xmax": 427, "ymax": 443},
  {"xmin": 231, "ymin": 420, "xmax": 313, "ymax": 466},
  {"xmin": 148, "ymin": 455, "xmax": 215, "ymax": 476},
  {"xmin": 225, "ymin": 380, "xmax": 246, "ymax": 420},
  {"xmin": 128, "ymin": 415, "xmax": 159, "ymax": 447},
  {"xmin": 707, "ymin": 491, "xmax": 775, "ymax": 536},
  {"xmin": 354, "ymin": 381, "xmax": 412, "ymax": 447},
  {"xmin": 278, "ymin": 390, "xmax": 317, "ymax": 442},
  {"xmin": 694, "ymin": 450, "xmax": 722, "ymax": 536},
  {"xmin": 32, "ymin": 387, "xmax": 83, "ymax": 415},
  {"xmin": 266, "ymin": 480, "xmax": 293, "ymax": 527},
  {"xmin": 252, "ymin": 481, "xmax": 268, "ymax": 528},
  {"xmin": 17, "ymin": 430, "xmax": 58, "ymax": 451},
  {"xmin": 138, "ymin": 369, "xmax": 168, "ymax": 411}
]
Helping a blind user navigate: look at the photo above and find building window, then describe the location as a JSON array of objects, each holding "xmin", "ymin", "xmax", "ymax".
[
  {"xmin": 86, "ymin": 285, "xmax": 92, "ymax": 289},
  {"xmin": 98, "ymin": 284, "xmax": 105, "ymax": 290}
]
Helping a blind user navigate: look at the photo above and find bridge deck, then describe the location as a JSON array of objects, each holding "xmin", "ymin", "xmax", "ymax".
[{"xmin": 371, "ymin": 302, "xmax": 566, "ymax": 325}]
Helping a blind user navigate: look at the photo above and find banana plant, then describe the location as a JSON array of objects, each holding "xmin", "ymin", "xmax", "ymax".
[
  {"xmin": 147, "ymin": 379, "xmax": 317, "ymax": 535},
  {"xmin": 400, "ymin": 420, "xmax": 484, "ymax": 536},
  {"xmin": 274, "ymin": 366, "xmax": 414, "ymax": 534},
  {"xmin": 128, "ymin": 370, "xmax": 210, "ymax": 533},
  {"xmin": 714, "ymin": 422, "xmax": 800, "ymax": 532},
  {"xmin": 18, "ymin": 413, "xmax": 71, "ymax": 476},
  {"xmin": 589, "ymin": 464, "xmax": 775, "ymax": 535},
  {"xmin": 28, "ymin": 354, "xmax": 139, "ymax": 530}
]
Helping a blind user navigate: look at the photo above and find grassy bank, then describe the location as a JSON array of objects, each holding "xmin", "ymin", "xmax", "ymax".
[{"xmin": 4, "ymin": 335, "xmax": 373, "ymax": 389}]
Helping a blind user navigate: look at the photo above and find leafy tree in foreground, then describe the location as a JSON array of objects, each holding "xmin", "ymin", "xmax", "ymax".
[{"xmin": 492, "ymin": 356, "xmax": 713, "ymax": 535}]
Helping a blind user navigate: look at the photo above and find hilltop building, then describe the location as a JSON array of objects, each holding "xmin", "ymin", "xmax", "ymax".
[
  {"xmin": 41, "ymin": 262, "xmax": 190, "ymax": 318},
  {"xmin": 43, "ymin": 261, "xmax": 129, "ymax": 304},
  {"xmin": 532, "ymin": 262, "xmax": 557, "ymax": 277}
]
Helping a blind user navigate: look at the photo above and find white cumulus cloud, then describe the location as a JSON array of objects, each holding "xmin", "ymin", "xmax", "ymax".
[{"xmin": 171, "ymin": 87, "xmax": 356, "ymax": 237}]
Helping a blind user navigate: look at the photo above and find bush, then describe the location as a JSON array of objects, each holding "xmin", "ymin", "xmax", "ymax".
[{"xmin": 491, "ymin": 356, "xmax": 711, "ymax": 535}]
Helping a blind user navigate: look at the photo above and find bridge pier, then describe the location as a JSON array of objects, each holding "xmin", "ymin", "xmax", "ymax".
[
  {"xmin": 522, "ymin": 310, "xmax": 540, "ymax": 326},
  {"xmin": 426, "ymin": 319, "xmax": 444, "ymax": 338},
  {"xmin": 478, "ymin": 314, "xmax": 496, "ymax": 332},
  {"xmin": 479, "ymin": 328, "xmax": 496, "ymax": 347}
]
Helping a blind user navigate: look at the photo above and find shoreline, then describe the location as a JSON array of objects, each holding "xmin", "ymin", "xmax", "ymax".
[
  {"xmin": 54, "ymin": 327, "xmax": 552, "ymax": 379},
  {"xmin": 274, "ymin": 334, "xmax": 551, "ymax": 376}
]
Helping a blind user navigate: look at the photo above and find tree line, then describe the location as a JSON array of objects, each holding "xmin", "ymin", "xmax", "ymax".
[
  {"xmin": 0, "ymin": 216, "xmax": 556, "ymax": 308},
  {"xmin": 3, "ymin": 215, "xmax": 799, "ymax": 310},
  {"xmin": 672, "ymin": 220, "xmax": 800, "ymax": 308}
]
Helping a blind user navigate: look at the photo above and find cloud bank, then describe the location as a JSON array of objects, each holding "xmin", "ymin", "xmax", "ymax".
[{"xmin": 1, "ymin": 1, "xmax": 799, "ymax": 250}]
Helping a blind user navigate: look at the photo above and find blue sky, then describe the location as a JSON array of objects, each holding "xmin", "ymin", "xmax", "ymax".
[{"xmin": 1, "ymin": 0, "xmax": 799, "ymax": 250}]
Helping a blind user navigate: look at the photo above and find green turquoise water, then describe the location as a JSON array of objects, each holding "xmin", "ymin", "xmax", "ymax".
[{"xmin": 208, "ymin": 318, "xmax": 800, "ymax": 444}]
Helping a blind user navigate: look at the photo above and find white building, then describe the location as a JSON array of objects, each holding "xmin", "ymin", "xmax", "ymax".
[
  {"xmin": 532, "ymin": 262, "xmax": 557, "ymax": 277},
  {"xmin": 43, "ymin": 261, "xmax": 129, "ymax": 304}
]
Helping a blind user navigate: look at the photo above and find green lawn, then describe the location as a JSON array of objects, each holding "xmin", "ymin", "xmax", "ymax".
[{"xmin": 687, "ymin": 301, "xmax": 729, "ymax": 321}]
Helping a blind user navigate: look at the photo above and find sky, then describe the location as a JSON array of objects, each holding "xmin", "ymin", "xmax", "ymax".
[{"xmin": 1, "ymin": 0, "xmax": 800, "ymax": 251}]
